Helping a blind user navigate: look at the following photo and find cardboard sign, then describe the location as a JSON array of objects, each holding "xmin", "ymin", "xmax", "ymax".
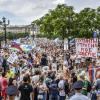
[
  {"xmin": 76, "ymin": 38, "xmax": 98, "ymax": 58},
  {"xmin": 52, "ymin": 63, "xmax": 57, "ymax": 71},
  {"xmin": 7, "ymin": 52, "xmax": 18, "ymax": 64}
]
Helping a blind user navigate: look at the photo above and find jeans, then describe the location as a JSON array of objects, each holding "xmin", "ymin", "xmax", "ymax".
[
  {"xmin": 43, "ymin": 94, "xmax": 46, "ymax": 100},
  {"xmin": 59, "ymin": 96, "xmax": 66, "ymax": 100},
  {"xmin": 0, "ymin": 97, "xmax": 2, "ymax": 100},
  {"xmin": 49, "ymin": 95, "xmax": 59, "ymax": 100}
]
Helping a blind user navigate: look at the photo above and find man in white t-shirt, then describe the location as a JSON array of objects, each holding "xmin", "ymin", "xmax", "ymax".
[
  {"xmin": 52, "ymin": 63, "xmax": 57, "ymax": 72},
  {"xmin": 58, "ymin": 75, "xmax": 66, "ymax": 100}
]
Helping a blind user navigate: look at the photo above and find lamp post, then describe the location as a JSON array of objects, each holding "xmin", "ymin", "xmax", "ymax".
[{"xmin": 0, "ymin": 17, "xmax": 10, "ymax": 47}]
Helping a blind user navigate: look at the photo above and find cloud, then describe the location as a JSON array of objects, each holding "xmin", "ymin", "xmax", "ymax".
[
  {"xmin": 0, "ymin": 0, "xmax": 100, "ymax": 25},
  {"xmin": 53, "ymin": 0, "xmax": 66, "ymax": 4},
  {"xmin": 66, "ymin": 0, "xmax": 100, "ymax": 12},
  {"xmin": 0, "ymin": 0, "xmax": 58, "ymax": 24}
]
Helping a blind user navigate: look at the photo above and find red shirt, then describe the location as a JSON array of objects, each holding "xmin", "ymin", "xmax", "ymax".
[{"xmin": 0, "ymin": 77, "xmax": 8, "ymax": 91}]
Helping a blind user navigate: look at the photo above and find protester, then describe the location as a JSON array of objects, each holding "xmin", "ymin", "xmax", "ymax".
[
  {"xmin": 6, "ymin": 78, "xmax": 18, "ymax": 100},
  {"xmin": 90, "ymin": 86, "xmax": 97, "ymax": 100},
  {"xmin": 6, "ymin": 68, "xmax": 14, "ymax": 79},
  {"xmin": 37, "ymin": 76, "xmax": 48, "ymax": 100},
  {"xmin": 69, "ymin": 81, "xmax": 90, "ymax": 100},
  {"xmin": 0, "ymin": 72, "xmax": 8, "ymax": 100},
  {"xmin": 78, "ymin": 72, "xmax": 91, "ymax": 96},
  {"xmin": 18, "ymin": 76, "xmax": 34, "ymax": 100},
  {"xmin": 0, "ymin": 37, "xmax": 100, "ymax": 100},
  {"xmin": 0, "ymin": 83, "xmax": 2, "ymax": 100},
  {"xmin": 48, "ymin": 73, "xmax": 59, "ymax": 100},
  {"xmin": 91, "ymin": 73, "xmax": 100, "ymax": 100},
  {"xmin": 58, "ymin": 75, "xmax": 66, "ymax": 100},
  {"xmin": 2, "ymin": 57, "xmax": 8, "ymax": 73}
]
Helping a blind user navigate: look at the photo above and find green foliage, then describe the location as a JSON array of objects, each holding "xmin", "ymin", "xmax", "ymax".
[{"xmin": 33, "ymin": 4, "xmax": 100, "ymax": 39}]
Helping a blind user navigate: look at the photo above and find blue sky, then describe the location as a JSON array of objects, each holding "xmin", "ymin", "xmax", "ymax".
[{"xmin": 0, "ymin": 0, "xmax": 100, "ymax": 25}]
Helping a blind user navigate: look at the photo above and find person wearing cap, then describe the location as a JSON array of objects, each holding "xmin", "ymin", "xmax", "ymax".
[
  {"xmin": 69, "ymin": 81, "xmax": 90, "ymax": 100},
  {"xmin": 79, "ymin": 72, "xmax": 91, "ymax": 96},
  {"xmin": 93, "ymin": 74, "xmax": 100, "ymax": 100}
]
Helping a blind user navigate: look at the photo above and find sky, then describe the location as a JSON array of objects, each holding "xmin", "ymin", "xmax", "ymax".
[{"xmin": 0, "ymin": 0, "xmax": 100, "ymax": 25}]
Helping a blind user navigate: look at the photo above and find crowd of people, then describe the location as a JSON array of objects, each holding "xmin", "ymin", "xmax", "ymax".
[{"xmin": 0, "ymin": 38, "xmax": 100, "ymax": 100}]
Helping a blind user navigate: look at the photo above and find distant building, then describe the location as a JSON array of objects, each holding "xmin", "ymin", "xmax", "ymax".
[{"xmin": 0, "ymin": 24, "xmax": 39, "ymax": 34}]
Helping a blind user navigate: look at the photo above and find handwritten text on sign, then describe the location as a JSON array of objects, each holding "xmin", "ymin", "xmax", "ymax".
[{"xmin": 76, "ymin": 38, "xmax": 98, "ymax": 58}]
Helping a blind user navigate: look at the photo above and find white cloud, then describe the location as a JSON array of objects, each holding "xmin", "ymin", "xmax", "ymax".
[
  {"xmin": 0, "ymin": 0, "xmax": 57, "ymax": 24},
  {"xmin": 0, "ymin": 0, "xmax": 100, "ymax": 25},
  {"xmin": 53, "ymin": 0, "xmax": 66, "ymax": 4},
  {"xmin": 66, "ymin": 0, "xmax": 100, "ymax": 12}
]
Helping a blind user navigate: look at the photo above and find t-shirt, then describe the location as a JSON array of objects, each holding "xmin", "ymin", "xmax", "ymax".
[
  {"xmin": 38, "ymin": 84, "xmax": 46, "ymax": 94},
  {"xmin": 69, "ymin": 93, "xmax": 89, "ymax": 100},
  {"xmin": 6, "ymin": 70, "xmax": 14, "ymax": 78},
  {"xmin": 18, "ymin": 83, "xmax": 33, "ymax": 100},
  {"xmin": 32, "ymin": 75, "xmax": 39, "ymax": 83},
  {"xmin": 58, "ymin": 80, "xmax": 65, "ymax": 96},
  {"xmin": 49, "ymin": 80, "xmax": 58, "ymax": 96},
  {"xmin": 40, "ymin": 57, "xmax": 48, "ymax": 66},
  {"xmin": 0, "ymin": 77, "xmax": 8, "ymax": 91},
  {"xmin": 81, "ymin": 80, "xmax": 88, "ymax": 96}
]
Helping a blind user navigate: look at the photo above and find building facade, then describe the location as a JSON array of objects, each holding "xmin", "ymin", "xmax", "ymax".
[
  {"xmin": 0, "ymin": 24, "xmax": 39, "ymax": 34},
  {"xmin": 0, "ymin": 25, "xmax": 32, "ymax": 33}
]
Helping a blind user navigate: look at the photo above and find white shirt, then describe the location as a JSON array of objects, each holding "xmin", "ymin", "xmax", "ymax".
[
  {"xmin": 69, "ymin": 93, "xmax": 90, "ymax": 100},
  {"xmin": 52, "ymin": 63, "xmax": 57, "ymax": 71},
  {"xmin": 58, "ymin": 80, "xmax": 65, "ymax": 96},
  {"xmin": 32, "ymin": 75, "xmax": 39, "ymax": 83},
  {"xmin": 58, "ymin": 80, "xmax": 65, "ymax": 89}
]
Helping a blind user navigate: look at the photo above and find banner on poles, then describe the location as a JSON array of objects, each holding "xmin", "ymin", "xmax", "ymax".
[{"xmin": 76, "ymin": 38, "xmax": 98, "ymax": 58}]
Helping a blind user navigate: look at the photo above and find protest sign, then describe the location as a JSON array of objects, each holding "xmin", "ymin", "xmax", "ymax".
[
  {"xmin": 52, "ymin": 63, "xmax": 57, "ymax": 71},
  {"xmin": 76, "ymin": 38, "xmax": 98, "ymax": 58},
  {"xmin": 7, "ymin": 52, "xmax": 18, "ymax": 64}
]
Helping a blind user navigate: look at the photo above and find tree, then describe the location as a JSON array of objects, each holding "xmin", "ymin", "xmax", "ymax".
[
  {"xmin": 76, "ymin": 8, "xmax": 96, "ymax": 38},
  {"xmin": 33, "ymin": 4, "xmax": 100, "ymax": 39}
]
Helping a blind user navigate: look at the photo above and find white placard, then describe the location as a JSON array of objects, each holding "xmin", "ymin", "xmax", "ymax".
[
  {"xmin": 7, "ymin": 52, "xmax": 18, "ymax": 64},
  {"xmin": 76, "ymin": 38, "xmax": 98, "ymax": 58},
  {"xmin": 52, "ymin": 63, "xmax": 57, "ymax": 71}
]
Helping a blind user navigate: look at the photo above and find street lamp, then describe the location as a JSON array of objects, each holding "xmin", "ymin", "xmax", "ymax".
[{"xmin": 0, "ymin": 17, "xmax": 10, "ymax": 46}]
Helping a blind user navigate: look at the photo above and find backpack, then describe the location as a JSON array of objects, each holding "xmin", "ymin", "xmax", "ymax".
[
  {"xmin": 6, "ymin": 85, "xmax": 17, "ymax": 96},
  {"xmin": 87, "ymin": 81, "xmax": 92, "ymax": 92}
]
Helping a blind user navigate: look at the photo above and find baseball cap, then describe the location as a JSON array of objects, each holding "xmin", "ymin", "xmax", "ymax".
[{"xmin": 73, "ymin": 81, "xmax": 83, "ymax": 89}]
